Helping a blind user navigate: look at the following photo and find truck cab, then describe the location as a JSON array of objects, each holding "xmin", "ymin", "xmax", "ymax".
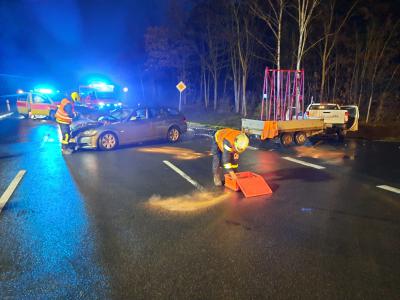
[{"xmin": 79, "ymin": 83, "xmax": 122, "ymax": 110}]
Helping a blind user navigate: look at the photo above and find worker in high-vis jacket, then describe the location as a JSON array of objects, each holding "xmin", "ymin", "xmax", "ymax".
[
  {"xmin": 212, "ymin": 128, "xmax": 249, "ymax": 186},
  {"xmin": 55, "ymin": 92, "xmax": 80, "ymax": 154}
]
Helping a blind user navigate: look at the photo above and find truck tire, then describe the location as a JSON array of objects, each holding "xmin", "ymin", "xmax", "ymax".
[
  {"xmin": 280, "ymin": 133, "xmax": 293, "ymax": 147},
  {"xmin": 294, "ymin": 131, "xmax": 307, "ymax": 145}
]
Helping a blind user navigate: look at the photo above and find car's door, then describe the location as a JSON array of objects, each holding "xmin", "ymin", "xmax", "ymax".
[
  {"xmin": 30, "ymin": 93, "xmax": 53, "ymax": 116},
  {"xmin": 342, "ymin": 105, "xmax": 359, "ymax": 131},
  {"xmin": 16, "ymin": 94, "xmax": 29, "ymax": 115},
  {"xmin": 121, "ymin": 108, "xmax": 154, "ymax": 144},
  {"xmin": 149, "ymin": 108, "xmax": 169, "ymax": 139}
]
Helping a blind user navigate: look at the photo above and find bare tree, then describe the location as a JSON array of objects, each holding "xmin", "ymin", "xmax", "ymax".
[
  {"xmin": 250, "ymin": 0, "xmax": 287, "ymax": 70},
  {"xmin": 232, "ymin": 2, "xmax": 255, "ymax": 117},
  {"xmin": 290, "ymin": 0, "xmax": 319, "ymax": 114},
  {"xmin": 365, "ymin": 19, "xmax": 399, "ymax": 123},
  {"xmin": 317, "ymin": 0, "xmax": 357, "ymax": 102}
]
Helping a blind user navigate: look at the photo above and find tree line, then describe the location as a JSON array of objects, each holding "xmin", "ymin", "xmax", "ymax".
[{"xmin": 144, "ymin": 0, "xmax": 399, "ymax": 124}]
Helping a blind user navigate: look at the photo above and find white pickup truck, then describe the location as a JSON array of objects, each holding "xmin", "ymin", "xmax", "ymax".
[
  {"xmin": 305, "ymin": 103, "xmax": 359, "ymax": 140},
  {"xmin": 242, "ymin": 103, "xmax": 359, "ymax": 146}
]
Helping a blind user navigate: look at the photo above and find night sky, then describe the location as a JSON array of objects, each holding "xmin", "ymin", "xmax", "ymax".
[{"xmin": 0, "ymin": 0, "xmax": 167, "ymax": 90}]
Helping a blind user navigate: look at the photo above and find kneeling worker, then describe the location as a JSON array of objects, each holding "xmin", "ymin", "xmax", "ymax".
[
  {"xmin": 212, "ymin": 128, "xmax": 249, "ymax": 186},
  {"xmin": 55, "ymin": 92, "xmax": 80, "ymax": 154}
]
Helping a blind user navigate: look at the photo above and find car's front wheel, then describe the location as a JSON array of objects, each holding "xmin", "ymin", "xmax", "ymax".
[
  {"xmin": 98, "ymin": 132, "xmax": 118, "ymax": 150},
  {"xmin": 167, "ymin": 126, "xmax": 181, "ymax": 143}
]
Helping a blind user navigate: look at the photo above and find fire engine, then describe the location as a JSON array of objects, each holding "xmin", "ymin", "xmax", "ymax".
[{"xmin": 79, "ymin": 82, "xmax": 123, "ymax": 109}]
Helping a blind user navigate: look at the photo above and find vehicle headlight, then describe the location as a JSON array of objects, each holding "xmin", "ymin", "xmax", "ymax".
[{"xmin": 82, "ymin": 129, "xmax": 98, "ymax": 136}]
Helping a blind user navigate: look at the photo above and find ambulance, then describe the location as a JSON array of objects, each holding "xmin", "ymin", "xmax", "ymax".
[{"xmin": 16, "ymin": 91, "xmax": 59, "ymax": 119}]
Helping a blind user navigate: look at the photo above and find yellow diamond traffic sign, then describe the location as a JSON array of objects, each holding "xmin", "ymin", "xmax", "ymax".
[{"xmin": 176, "ymin": 81, "xmax": 187, "ymax": 93}]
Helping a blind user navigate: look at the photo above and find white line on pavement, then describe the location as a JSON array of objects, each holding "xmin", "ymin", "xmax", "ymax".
[
  {"xmin": 0, "ymin": 170, "xmax": 26, "ymax": 213},
  {"xmin": 163, "ymin": 160, "xmax": 205, "ymax": 191},
  {"xmin": 248, "ymin": 146, "xmax": 258, "ymax": 150},
  {"xmin": 0, "ymin": 112, "xmax": 13, "ymax": 120},
  {"xmin": 376, "ymin": 185, "xmax": 400, "ymax": 195},
  {"xmin": 282, "ymin": 157, "xmax": 326, "ymax": 170}
]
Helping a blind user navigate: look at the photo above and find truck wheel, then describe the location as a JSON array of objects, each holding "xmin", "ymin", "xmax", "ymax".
[
  {"xmin": 280, "ymin": 133, "xmax": 293, "ymax": 147},
  {"xmin": 294, "ymin": 131, "xmax": 307, "ymax": 145}
]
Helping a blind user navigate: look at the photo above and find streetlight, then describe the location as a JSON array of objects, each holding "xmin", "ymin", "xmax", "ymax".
[
  {"xmin": 123, "ymin": 87, "xmax": 128, "ymax": 93},
  {"xmin": 17, "ymin": 89, "xmax": 24, "ymax": 94}
]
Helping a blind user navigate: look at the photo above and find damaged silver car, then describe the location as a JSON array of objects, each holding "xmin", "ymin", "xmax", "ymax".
[{"xmin": 70, "ymin": 107, "xmax": 187, "ymax": 151}]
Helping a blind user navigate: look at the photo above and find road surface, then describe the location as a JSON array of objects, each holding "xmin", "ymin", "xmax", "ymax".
[{"xmin": 0, "ymin": 116, "xmax": 399, "ymax": 299}]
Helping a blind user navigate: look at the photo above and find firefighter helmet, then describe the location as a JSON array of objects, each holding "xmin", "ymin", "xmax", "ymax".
[
  {"xmin": 70, "ymin": 91, "xmax": 80, "ymax": 102},
  {"xmin": 234, "ymin": 133, "xmax": 249, "ymax": 153}
]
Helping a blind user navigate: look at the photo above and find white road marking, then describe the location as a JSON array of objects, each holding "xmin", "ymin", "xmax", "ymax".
[
  {"xmin": 39, "ymin": 134, "xmax": 50, "ymax": 149},
  {"xmin": 0, "ymin": 112, "xmax": 13, "ymax": 120},
  {"xmin": 0, "ymin": 170, "xmax": 26, "ymax": 213},
  {"xmin": 376, "ymin": 185, "xmax": 400, "ymax": 195},
  {"xmin": 248, "ymin": 146, "xmax": 258, "ymax": 150},
  {"xmin": 282, "ymin": 157, "xmax": 326, "ymax": 170},
  {"xmin": 163, "ymin": 160, "xmax": 205, "ymax": 191}
]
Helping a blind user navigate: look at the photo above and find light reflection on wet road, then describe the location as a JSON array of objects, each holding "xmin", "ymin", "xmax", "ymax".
[{"xmin": 0, "ymin": 117, "xmax": 399, "ymax": 299}]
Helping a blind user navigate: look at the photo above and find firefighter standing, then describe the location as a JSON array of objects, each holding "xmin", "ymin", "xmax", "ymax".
[
  {"xmin": 55, "ymin": 92, "xmax": 80, "ymax": 154},
  {"xmin": 212, "ymin": 128, "xmax": 249, "ymax": 186}
]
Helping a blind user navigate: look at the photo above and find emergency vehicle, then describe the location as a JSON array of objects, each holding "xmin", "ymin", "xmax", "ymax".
[
  {"xmin": 16, "ymin": 91, "xmax": 60, "ymax": 119},
  {"xmin": 79, "ymin": 83, "xmax": 122, "ymax": 109}
]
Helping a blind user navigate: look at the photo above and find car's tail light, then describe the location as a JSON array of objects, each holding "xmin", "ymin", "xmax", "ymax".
[
  {"xmin": 345, "ymin": 111, "xmax": 349, "ymax": 122},
  {"xmin": 306, "ymin": 111, "xmax": 309, "ymax": 117}
]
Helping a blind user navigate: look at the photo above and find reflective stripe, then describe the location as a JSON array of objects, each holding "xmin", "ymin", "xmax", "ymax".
[
  {"xmin": 231, "ymin": 164, "xmax": 238, "ymax": 168},
  {"xmin": 224, "ymin": 163, "xmax": 232, "ymax": 169},
  {"xmin": 55, "ymin": 98, "xmax": 74, "ymax": 124},
  {"xmin": 224, "ymin": 144, "xmax": 233, "ymax": 152},
  {"xmin": 56, "ymin": 119, "xmax": 71, "ymax": 125},
  {"xmin": 61, "ymin": 133, "xmax": 70, "ymax": 144}
]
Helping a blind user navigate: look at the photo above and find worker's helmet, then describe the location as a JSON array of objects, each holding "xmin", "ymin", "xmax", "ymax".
[
  {"xmin": 70, "ymin": 91, "xmax": 81, "ymax": 102},
  {"xmin": 234, "ymin": 133, "xmax": 249, "ymax": 153}
]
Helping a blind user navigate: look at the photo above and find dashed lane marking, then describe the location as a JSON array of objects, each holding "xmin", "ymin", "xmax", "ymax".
[
  {"xmin": 163, "ymin": 160, "xmax": 205, "ymax": 191},
  {"xmin": 282, "ymin": 157, "xmax": 326, "ymax": 170},
  {"xmin": 0, "ymin": 112, "xmax": 13, "ymax": 120},
  {"xmin": 376, "ymin": 185, "xmax": 400, "ymax": 195},
  {"xmin": 0, "ymin": 170, "xmax": 26, "ymax": 213}
]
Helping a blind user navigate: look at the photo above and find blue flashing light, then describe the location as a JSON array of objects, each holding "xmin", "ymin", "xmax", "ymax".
[{"xmin": 37, "ymin": 88, "xmax": 54, "ymax": 94}]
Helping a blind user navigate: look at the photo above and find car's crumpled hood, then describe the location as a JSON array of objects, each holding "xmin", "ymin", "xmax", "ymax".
[
  {"xmin": 71, "ymin": 121, "xmax": 102, "ymax": 137},
  {"xmin": 71, "ymin": 117, "xmax": 122, "ymax": 138}
]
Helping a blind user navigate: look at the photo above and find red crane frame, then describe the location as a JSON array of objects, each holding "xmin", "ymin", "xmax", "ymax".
[{"xmin": 261, "ymin": 68, "xmax": 305, "ymax": 121}]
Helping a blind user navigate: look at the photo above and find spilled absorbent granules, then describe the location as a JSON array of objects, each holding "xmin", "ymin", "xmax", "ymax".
[
  {"xmin": 148, "ymin": 191, "xmax": 230, "ymax": 213},
  {"xmin": 137, "ymin": 146, "xmax": 210, "ymax": 160}
]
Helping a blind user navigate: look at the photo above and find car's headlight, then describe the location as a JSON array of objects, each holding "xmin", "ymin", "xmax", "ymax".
[{"xmin": 82, "ymin": 129, "xmax": 98, "ymax": 136}]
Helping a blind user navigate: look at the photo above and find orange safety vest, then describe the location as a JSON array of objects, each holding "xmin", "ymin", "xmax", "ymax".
[
  {"xmin": 55, "ymin": 98, "xmax": 75, "ymax": 124},
  {"xmin": 215, "ymin": 128, "xmax": 241, "ymax": 152}
]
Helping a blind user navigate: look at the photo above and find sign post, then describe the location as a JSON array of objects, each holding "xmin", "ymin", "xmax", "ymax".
[{"xmin": 176, "ymin": 81, "xmax": 187, "ymax": 112}]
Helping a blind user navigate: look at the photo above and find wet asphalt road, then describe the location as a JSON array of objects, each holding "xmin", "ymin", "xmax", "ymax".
[{"xmin": 0, "ymin": 116, "xmax": 399, "ymax": 299}]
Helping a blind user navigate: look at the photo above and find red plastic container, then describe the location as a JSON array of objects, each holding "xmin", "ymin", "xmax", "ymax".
[{"xmin": 225, "ymin": 172, "xmax": 273, "ymax": 197}]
